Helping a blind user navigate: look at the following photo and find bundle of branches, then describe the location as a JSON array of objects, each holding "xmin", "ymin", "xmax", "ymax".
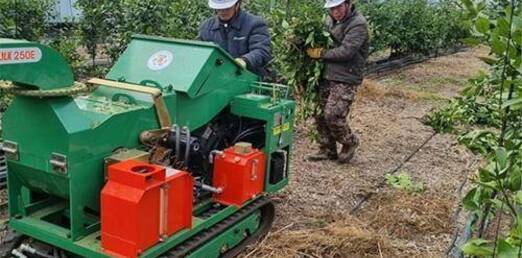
[{"xmin": 274, "ymin": 4, "xmax": 333, "ymax": 121}]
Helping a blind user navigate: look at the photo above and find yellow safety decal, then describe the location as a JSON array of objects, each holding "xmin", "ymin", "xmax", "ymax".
[{"xmin": 273, "ymin": 122, "xmax": 290, "ymax": 135}]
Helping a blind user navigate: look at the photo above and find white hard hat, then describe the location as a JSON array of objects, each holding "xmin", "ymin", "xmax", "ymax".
[
  {"xmin": 208, "ymin": 0, "xmax": 239, "ymax": 9},
  {"xmin": 324, "ymin": 0, "xmax": 346, "ymax": 8}
]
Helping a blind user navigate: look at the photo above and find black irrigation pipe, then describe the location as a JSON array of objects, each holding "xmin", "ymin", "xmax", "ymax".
[
  {"xmin": 451, "ymin": 215, "xmax": 476, "ymax": 258},
  {"xmin": 349, "ymin": 131, "xmax": 437, "ymax": 215},
  {"xmin": 365, "ymin": 55, "xmax": 430, "ymax": 76},
  {"xmin": 446, "ymin": 157, "xmax": 480, "ymax": 258},
  {"xmin": 364, "ymin": 45, "xmax": 469, "ymax": 77}
]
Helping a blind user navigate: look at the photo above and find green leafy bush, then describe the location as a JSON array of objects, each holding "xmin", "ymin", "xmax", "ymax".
[
  {"xmin": 426, "ymin": 0, "xmax": 522, "ymax": 255},
  {"xmin": 386, "ymin": 172, "xmax": 426, "ymax": 193},
  {"xmin": 49, "ymin": 32, "xmax": 83, "ymax": 71},
  {"xmin": 76, "ymin": 0, "xmax": 211, "ymax": 65},
  {"xmin": 72, "ymin": 0, "xmax": 470, "ymax": 69},
  {"xmin": 424, "ymin": 73, "xmax": 503, "ymax": 133},
  {"xmin": 0, "ymin": 0, "xmax": 472, "ymax": 112},
  {"xmin": 0, "ymin": 0, "xmax": 53, "ymax": 41},
  {"xmin": 361, "ymin": 0, "xmax": 468, "ymax": 57}
]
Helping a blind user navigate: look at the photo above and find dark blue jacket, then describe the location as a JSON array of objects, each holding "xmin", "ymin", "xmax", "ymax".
[{"xmin": 198, "ymin": 10, "xmax": 272, "ymax": 77}]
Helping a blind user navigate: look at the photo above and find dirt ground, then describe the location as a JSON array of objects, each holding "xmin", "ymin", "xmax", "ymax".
[
  {"xmin": 0, "ymin": 48, "xmax": 488, "ymax": 257},
  {"xmin": 241, "ymin": 47, "xmax": 488, "ymax": 258}
]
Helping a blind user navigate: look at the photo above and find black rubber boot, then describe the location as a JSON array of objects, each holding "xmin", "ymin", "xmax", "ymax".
[{"xmin": 338, "ymin": 137, "xmax": 359, "ymax": 164}]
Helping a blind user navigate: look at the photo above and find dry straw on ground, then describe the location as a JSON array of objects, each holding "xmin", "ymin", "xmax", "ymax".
[
  {"xmin": 244, "ymin": 190, "xmax": 454, "ymax": 258},
  {"xmin": 362, "ymin": 191, "xmax": 454, "ymax": 240},
  {"xmin": 243, "ymin": 216, "xmax": 391, "ymax": 258}
]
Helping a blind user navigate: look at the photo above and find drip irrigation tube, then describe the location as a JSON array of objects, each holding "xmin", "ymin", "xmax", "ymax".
[{"xmin": 350, "ymin": 131, "xmax": 437, "ymax": 214}]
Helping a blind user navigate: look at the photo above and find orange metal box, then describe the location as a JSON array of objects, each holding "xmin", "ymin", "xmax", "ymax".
[
  {"xmin": 101, "ymin": 160, "xmax": 165, "ymax": 258},
  {"xmin": 164, "ymin": 168, "xmax": 193, "ymax": 236},
  {"xmin": 101, "ymin": 160, "xmax": 193, "ymax": 258},
  {"xmin": 213, "ymin": 146, "xmax": 266, "ymax": 207}
]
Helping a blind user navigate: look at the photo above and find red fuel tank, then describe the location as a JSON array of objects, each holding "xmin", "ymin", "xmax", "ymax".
[
  {"xmin": 213, "ymin": 143, "xmax": 266, "ymax": 207},
  {"xmin": 101, "ymin": 160, "xmax": 192, "ymax": 258}
]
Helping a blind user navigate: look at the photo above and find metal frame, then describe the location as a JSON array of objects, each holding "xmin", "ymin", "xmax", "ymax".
[{"xmin": 9, "ymin": 198, "xmax": 264, "ymax": 258}]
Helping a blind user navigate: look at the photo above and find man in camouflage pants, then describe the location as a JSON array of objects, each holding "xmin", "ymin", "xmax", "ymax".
[{"xmin": 306, "ymin": 0, "xmax": 369, "ymax": 163}]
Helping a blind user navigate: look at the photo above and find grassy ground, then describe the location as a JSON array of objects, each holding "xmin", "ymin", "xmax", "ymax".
[{"xmin": 241, "ymin": 47, "xmax": 488, "ymax": 258}]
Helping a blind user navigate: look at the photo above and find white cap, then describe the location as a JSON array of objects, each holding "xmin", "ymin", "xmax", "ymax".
[
  {"xmin": 208, "ymin": 0, "xmax": 239, "ymax": 9},
  {"xmin": 324, "ymin": 0, "xmax": 346, "ymax": 8}
]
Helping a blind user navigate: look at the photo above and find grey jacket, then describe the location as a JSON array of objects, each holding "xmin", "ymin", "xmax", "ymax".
[
  {"xmin": 198, "ymin": 10, "xmax": 272, "ymax": 77},
  {"xmin": 321, "ymin": 7, "xmax": 369, "ymax": 85}
]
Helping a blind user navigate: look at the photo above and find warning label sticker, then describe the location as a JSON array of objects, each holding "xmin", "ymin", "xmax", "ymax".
[{"xmin": 0, "ymin": 47, "xmax": 42, "ymax": 65}]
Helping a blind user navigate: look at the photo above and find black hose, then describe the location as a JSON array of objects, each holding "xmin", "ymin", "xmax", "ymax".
[{"xmin": 232, "ymin": 128, "xmax": 264, "ymax": 144}]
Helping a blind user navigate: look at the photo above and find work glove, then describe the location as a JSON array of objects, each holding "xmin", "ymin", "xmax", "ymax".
[
  {"xmin": 306, "ymin": 48, "xmax": 323, "ymax": 59},
  {"xmin": 235, "ymin": 58, "xmax": 247, "ymax": 69}
]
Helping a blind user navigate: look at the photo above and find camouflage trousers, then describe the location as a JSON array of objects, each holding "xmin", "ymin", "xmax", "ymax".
[{"xmin": 315, "ymin": 80, "xmax": 359, "ymax": 151}]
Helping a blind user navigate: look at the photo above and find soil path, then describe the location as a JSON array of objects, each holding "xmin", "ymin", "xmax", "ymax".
[{"xmin": 242, "ymin": 47, "xmax": 488, "ymax": 258}]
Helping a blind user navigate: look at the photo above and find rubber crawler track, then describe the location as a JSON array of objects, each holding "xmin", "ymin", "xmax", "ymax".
[{"xmin": 166, "ymin": 196, "xmax": 275, "ymax": 258}]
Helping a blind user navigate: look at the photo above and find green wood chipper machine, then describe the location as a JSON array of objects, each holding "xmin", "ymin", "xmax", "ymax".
[{"xmin": 0, "ymin": 35, "xmax": 295, "ymax": 258}]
